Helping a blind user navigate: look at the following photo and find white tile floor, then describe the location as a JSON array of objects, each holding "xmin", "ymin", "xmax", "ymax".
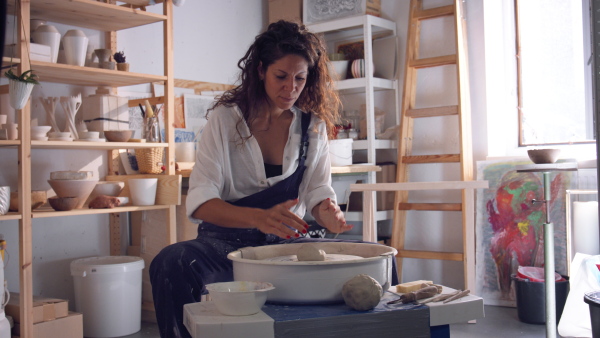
[{"xmin": 127, "ymin": 305, "xmax": 549, "ymax": 338}]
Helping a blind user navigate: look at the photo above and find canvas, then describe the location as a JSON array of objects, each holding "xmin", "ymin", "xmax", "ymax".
[{"xmin": 476, "ymin": 158, "xmax": 576, "ymax": 306}]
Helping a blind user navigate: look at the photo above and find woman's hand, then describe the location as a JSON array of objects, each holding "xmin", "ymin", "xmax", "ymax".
[
  {"xmin": 313, "ymin": 198, "xmax": 353, "ymax": 233},
  {"xmin": 253, "ymin": 199, "xmax": 309, "ymax": 239}
]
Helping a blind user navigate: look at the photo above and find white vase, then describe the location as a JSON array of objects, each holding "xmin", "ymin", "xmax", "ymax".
[
  {"xmin": 9, "ymin": 79, "xmax": 35, "ymax": 110},
  {"xmin": 32, "ymin": 24, "xmax": 61, "ymax": 63},
  {"xmin": 62, "ymin": 30, "xmax": 88, "ymax": 67}
]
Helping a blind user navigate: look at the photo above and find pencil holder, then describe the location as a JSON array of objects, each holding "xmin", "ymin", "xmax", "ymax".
[{"xmin": 135, "ymin": 147, "xmax": 164, "ymax": 174}]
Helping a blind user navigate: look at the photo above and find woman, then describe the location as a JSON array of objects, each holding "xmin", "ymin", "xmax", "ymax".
[{"xmin": 150, "ymin": 20, "xmax": 396, "ymax": 338}]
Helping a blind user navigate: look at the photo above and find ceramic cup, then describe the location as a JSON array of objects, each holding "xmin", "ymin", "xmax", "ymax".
[
  {"xmin": 0, "ymin": 186, "xmax": 9, "ymax": 215},
  {"xmin": 32, "ymin": 24, "xmax": 61, "ymax": 63},
  {"xmin": 62, "ymin": 29, "xmax": 88, "ymax": 67},
  {"xmin": 128, "ymin": 178, "xmax": 158, "ymax": 206},
  {"xmin": 5, "ymin": 123, "xmax": 17, "ymax": 140},
  {"xmin": 175, "ymin": 142, "xmax": 196, "ymax": 162}
]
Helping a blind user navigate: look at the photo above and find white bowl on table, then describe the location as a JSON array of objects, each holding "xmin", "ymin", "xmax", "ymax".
[{"xmin": 205, "ymin": 281, "xmax": 275, "ymax": 316}]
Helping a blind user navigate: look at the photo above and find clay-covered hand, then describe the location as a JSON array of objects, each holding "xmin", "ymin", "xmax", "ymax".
[
  {"xmin": 89, "ymin": 195, "xmax": 121, "ymax": 209},
  {"xmin": 313, "ymin": 198, "xmax": 353, "ymax": 233},
  {"xmin": 254, "ymin": 198, "xmax": 309, "ymax": 239}
]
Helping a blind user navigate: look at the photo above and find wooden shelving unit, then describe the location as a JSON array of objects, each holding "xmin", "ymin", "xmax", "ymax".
[{"xmin": 2, "ymin": 1, "xmax": 178, "ymax": 337}]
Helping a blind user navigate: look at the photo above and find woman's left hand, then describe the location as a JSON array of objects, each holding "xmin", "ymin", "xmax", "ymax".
[{"xmin": 314, "ymin": 198, "xmax": 353, "ymax": 233}]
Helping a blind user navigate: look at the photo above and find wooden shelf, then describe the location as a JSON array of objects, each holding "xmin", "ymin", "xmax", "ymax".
[
  {"xmin": 0, "ymin": 140, "xmax": 20, "ymax": 147},
  {"xmin": 2, "ymin": 56, "xmax": 19, "ymax": 69},
  {"xmin": 0, "ymin": 212, "xmax": 22, "ymax": 221},
  {"xmin": 32, "ymin": 204, "xmax": 171, "ymax": 219},
  {"xmin": 31, "ymin": 61, "xmax": 167, "ymax": 87},
  {"xmin": 8, "ymin": 0, "xmax": 167, "ymax": 32},
  {"xmin": 31, "ymin": 140, "xmax": 168, "ymax": 150}
]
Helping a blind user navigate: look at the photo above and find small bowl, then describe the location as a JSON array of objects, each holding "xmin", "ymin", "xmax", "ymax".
[
  {"xmin": 206, "ymin": 281, "xmax": 275, "ymax": 316},
  {"xmin": 78, "ymin": 131, "xmax": 100, "ymax": 139},
  {"xmin": 527, "ymin": 149, "xmax": 561, "ymax": 164},
  {"xmin": 48, "ymin": 196, "xmax": 79, "ymax": 211},
  {"xmin": 104, "ymin": 130, "xmax": 133, "ymax": 142},
  {"xmin": 31, "ymin": 126, "xmax": 52, "ymax": 138}
]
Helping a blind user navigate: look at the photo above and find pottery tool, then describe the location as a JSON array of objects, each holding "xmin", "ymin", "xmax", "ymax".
[
  {"xmin": 442, "ymin": 289, "xmax": 470, "ymax": 303},
  {"xmin": 138, "ymin": 103, "xmax": 145, "ymax": 118},
  {"xmin": 387, "ymin": 285, "xmax": 440, "ymax": 304}
]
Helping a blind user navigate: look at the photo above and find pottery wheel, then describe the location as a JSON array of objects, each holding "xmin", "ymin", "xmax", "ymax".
[{"xmin": 263, "ymin": 254, "xmax": 364, "ymax": 262}]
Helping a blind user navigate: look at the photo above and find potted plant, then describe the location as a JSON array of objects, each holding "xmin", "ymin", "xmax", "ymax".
[
  {"xmin": 113, "ymin": 51, "xmax": 129, "ymax": 72},
  {"xmin": 4, "ymin": 68, "xmax": 39, "ymax": 110}
]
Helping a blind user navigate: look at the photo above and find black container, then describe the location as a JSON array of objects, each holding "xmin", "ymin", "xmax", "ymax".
[
  {"xmin": 584, "ymin": 291, "xmax": 600, "ymax": 338},
  {"xmin": 511, "ymin": 274, "xmax": 570, "ymax": 324}
]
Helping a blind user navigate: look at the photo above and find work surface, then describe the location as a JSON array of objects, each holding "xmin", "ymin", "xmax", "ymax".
[{"xmin": 184, "ymin": 286, "xmax": 484, "ymax": 338}]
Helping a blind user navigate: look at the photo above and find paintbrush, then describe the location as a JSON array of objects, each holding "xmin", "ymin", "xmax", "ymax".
[{"xmin": 138, "ymin": 103, "xmax": 145, "ymax": 118}]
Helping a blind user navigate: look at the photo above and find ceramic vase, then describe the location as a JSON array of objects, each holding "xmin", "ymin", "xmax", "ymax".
[
  {"xmin": 30, "ymin": 19, "xmax": 47, "ymax": 32},
  {"xmin": 8, "ymin": 79, "xmax": 35, "ymax": 110},
  {"xmin": 351, "ymin": 59, "xmax": 375, "ymax": 78},
  {"xmin": 39, "ymin": 97, "xmax": 60, "ymax": 133},
  {"xmin": 62, "ymin": 30, "xmax": 88, "ymax": 67},
  {"xmin": 95, "ymin": 49, "xmax": 115, "ymax": 69},
  {"xmin": 0, "ymin": 187, "xmax": 9, "ymax": 215},
  {"xmin": 60, "ymin": 94, "xmax": 82, "ymax": 140},
  {"xmin": 32, "ymin": 24, "xmax": 61, "ymax": 63}
]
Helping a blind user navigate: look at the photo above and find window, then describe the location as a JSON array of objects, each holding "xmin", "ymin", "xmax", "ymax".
[{"xmin": 516, "ymin": 0, "xmax": 594, "ymax": 146}]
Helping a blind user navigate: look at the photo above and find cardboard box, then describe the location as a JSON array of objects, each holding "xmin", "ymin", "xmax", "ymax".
[
  {"xmin": 13, "ymin": 311, "xmax": 83, "ymax": 338},
  {"xmin": 348, "ymin": 162, "xmax": 396, "ymax": 211},
  {"xmin": 269, "ymin": 0, "xmax": 302, "ymax": 23},
  {"xmin": 6, "ymin": 293, "xmax": 68, "ymax": 324}
]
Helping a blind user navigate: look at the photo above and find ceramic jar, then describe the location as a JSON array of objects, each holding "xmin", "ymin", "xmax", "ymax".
[
  {"xmin": 351, "ymin": 59, "xmax": 375, "ymax": 78},
  {"xmin": 62, "ymin": 30, "xmax": 88, "ymax": 67},
  {"xmin": 0, "ymin": 187, "xmax": 9, "ymax": 215},
  {"xmin": 32, "ymin": 24, "xmax": 61, "ymax": 63}
]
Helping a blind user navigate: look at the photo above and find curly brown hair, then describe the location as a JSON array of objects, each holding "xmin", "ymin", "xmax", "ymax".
[{"xmin": 211, "ymin": 20, "xmax": 341, "ymax": 139}]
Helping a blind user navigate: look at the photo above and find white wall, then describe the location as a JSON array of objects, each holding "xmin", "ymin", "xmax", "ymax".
[{"xmin": 0, "ymin": 0, "xmax": 265, "ymax": 306}]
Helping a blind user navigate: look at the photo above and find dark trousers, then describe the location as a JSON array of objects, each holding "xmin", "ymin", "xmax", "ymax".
[{"xmin": 149, "ymin": 233, "xmax": 399, "ymax": 338}]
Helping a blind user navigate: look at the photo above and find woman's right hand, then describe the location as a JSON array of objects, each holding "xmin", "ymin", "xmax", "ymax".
[{"xmin": 253, "ymin": 199, "xmax": 309, "ymax": 239}]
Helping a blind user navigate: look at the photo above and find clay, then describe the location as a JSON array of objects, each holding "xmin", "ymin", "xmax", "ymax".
[
  {"xmin": 88, "ymin": 195, "xmax": 121, "ymax": 209},
  {"xmin": 342, "ymin": 274, "xmax": 382, "ymax": 311},
  {"xmin": 296, "ymin": 244, "xmax": 326, "ymax": 261}
]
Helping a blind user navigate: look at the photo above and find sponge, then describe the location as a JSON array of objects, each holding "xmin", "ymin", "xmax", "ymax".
[{"xmin": 395, "ymin": 280, "xmax": 433, "ymax": 293}]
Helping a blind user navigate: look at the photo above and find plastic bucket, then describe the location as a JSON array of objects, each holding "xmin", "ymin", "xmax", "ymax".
[
  {"xmin": 329, "ymin": 138, "xmax": 353, "ymax": 166},
  {"xmin": 512, "ymin": 274, "xmax": 569, "ymax": 324},
  {"xmin": 71, "ymin": 256, "xmax": 144, "ymax": 337},
  {"xmin": 584, "ymin": 291, "xmax": 600, "ymax": 338}
]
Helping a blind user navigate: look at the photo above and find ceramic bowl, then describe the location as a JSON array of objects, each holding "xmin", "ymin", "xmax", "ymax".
[
  {"xmin": 78, "ymin": 131, "xmax": 100, "ymax": 139},
  {"xmin": 31, "ymin": 126, "xmax": 52, "ymax": 139},
  {"xmin": 329, "ymin": 60, "xmax": 349, "ymax": 80},
  {"xmin": 205, "ymin": 281, "xmax": 274, "ymax": 316},
  {"xmin": 527, "ymin": 149, "xmax": 561, "ymax": 164},
  {"xmin": 48, "ymin": 196, "xmax": 79, "ymax": 211},
  {"xmin": 47, "ymin": 179, "xmax": 98, "ymax": 209},
  {"xmin": 49, "ymin": 131, "xmax": 72, "ymax": 138},
  {"xmin": 104, "ymin": 130, "xmax": 133, "ymax": 142},
  {"xmin": 8, "ymin": 190, "xmax": 47, "ymax": 211},
  {"xmin": 87, "ymin": 181, "xmax": 125, "ymax": 203}
]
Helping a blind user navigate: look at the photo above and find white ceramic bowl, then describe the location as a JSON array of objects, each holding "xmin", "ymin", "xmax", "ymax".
[
  {"xmin": 78, "ymin": 131, "xmax": 100, "ymax": 139},
  {"xmin": 205, "ymin": 281, "xmax": 274, "ymax": 316},
  {"xmin": 47, "ymin": 179, "xmax": 98, "ymax": 209},
  {"xmin": 31, "ymin": 126, "xmax": 52, "ymax": 139},
  {"xmin": 328, "ymin": 60, "xmax": 349, "ymax": 80}
]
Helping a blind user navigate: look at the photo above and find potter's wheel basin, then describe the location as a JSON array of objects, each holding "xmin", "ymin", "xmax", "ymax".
[{"xmin": 227, "ymin": 242, "xmax": 397, "ymax": 304}]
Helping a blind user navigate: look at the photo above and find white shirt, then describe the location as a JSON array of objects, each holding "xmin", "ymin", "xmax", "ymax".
[{"xmin": 186, "ymin": 104, "xmax": 336, "ymax": 223}]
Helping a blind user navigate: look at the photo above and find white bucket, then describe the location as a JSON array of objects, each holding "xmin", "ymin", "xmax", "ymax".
[
  {"xmin": 70, "ymin": 256, "xmax": 144, "ymax": 337},
  {"xmin": 328, "ymin": 138, "xmax": 353, "ymax": 166}
]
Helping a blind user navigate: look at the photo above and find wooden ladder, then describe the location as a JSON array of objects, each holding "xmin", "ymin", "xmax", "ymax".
[{"xmin": 392, "ymin": 0, "xmax": 475, "ymax": 290}]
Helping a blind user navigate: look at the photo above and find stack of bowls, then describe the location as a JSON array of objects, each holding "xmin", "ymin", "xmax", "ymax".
[
  {"xmin": 47, "ymin": 171, "xmax": 98, "ymax": 210},
  {"xmin": 31, "ymin": 126, "xmax": 52, "ymax": 141}
]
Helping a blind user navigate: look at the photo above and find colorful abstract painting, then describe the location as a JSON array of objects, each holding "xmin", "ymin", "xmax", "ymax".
[{"xmin": 476, "ymin": 158, "xmax": 576, "ymax": 306}]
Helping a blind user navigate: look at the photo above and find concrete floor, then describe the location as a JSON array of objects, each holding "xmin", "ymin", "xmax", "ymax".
[{"xmin": 125, "ymin": 305, "xmax": 549, "ymax": 338}]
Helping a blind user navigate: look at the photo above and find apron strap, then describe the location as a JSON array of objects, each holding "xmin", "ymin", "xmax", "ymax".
[{"xmin": 298, "ymin": 112, "xmax": 311, "ymax": 165}]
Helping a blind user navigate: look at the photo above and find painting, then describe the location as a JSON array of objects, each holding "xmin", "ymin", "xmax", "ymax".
[{"xmin": 475, "ymin": 158, "xmax": 576, "ymax": 306}]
